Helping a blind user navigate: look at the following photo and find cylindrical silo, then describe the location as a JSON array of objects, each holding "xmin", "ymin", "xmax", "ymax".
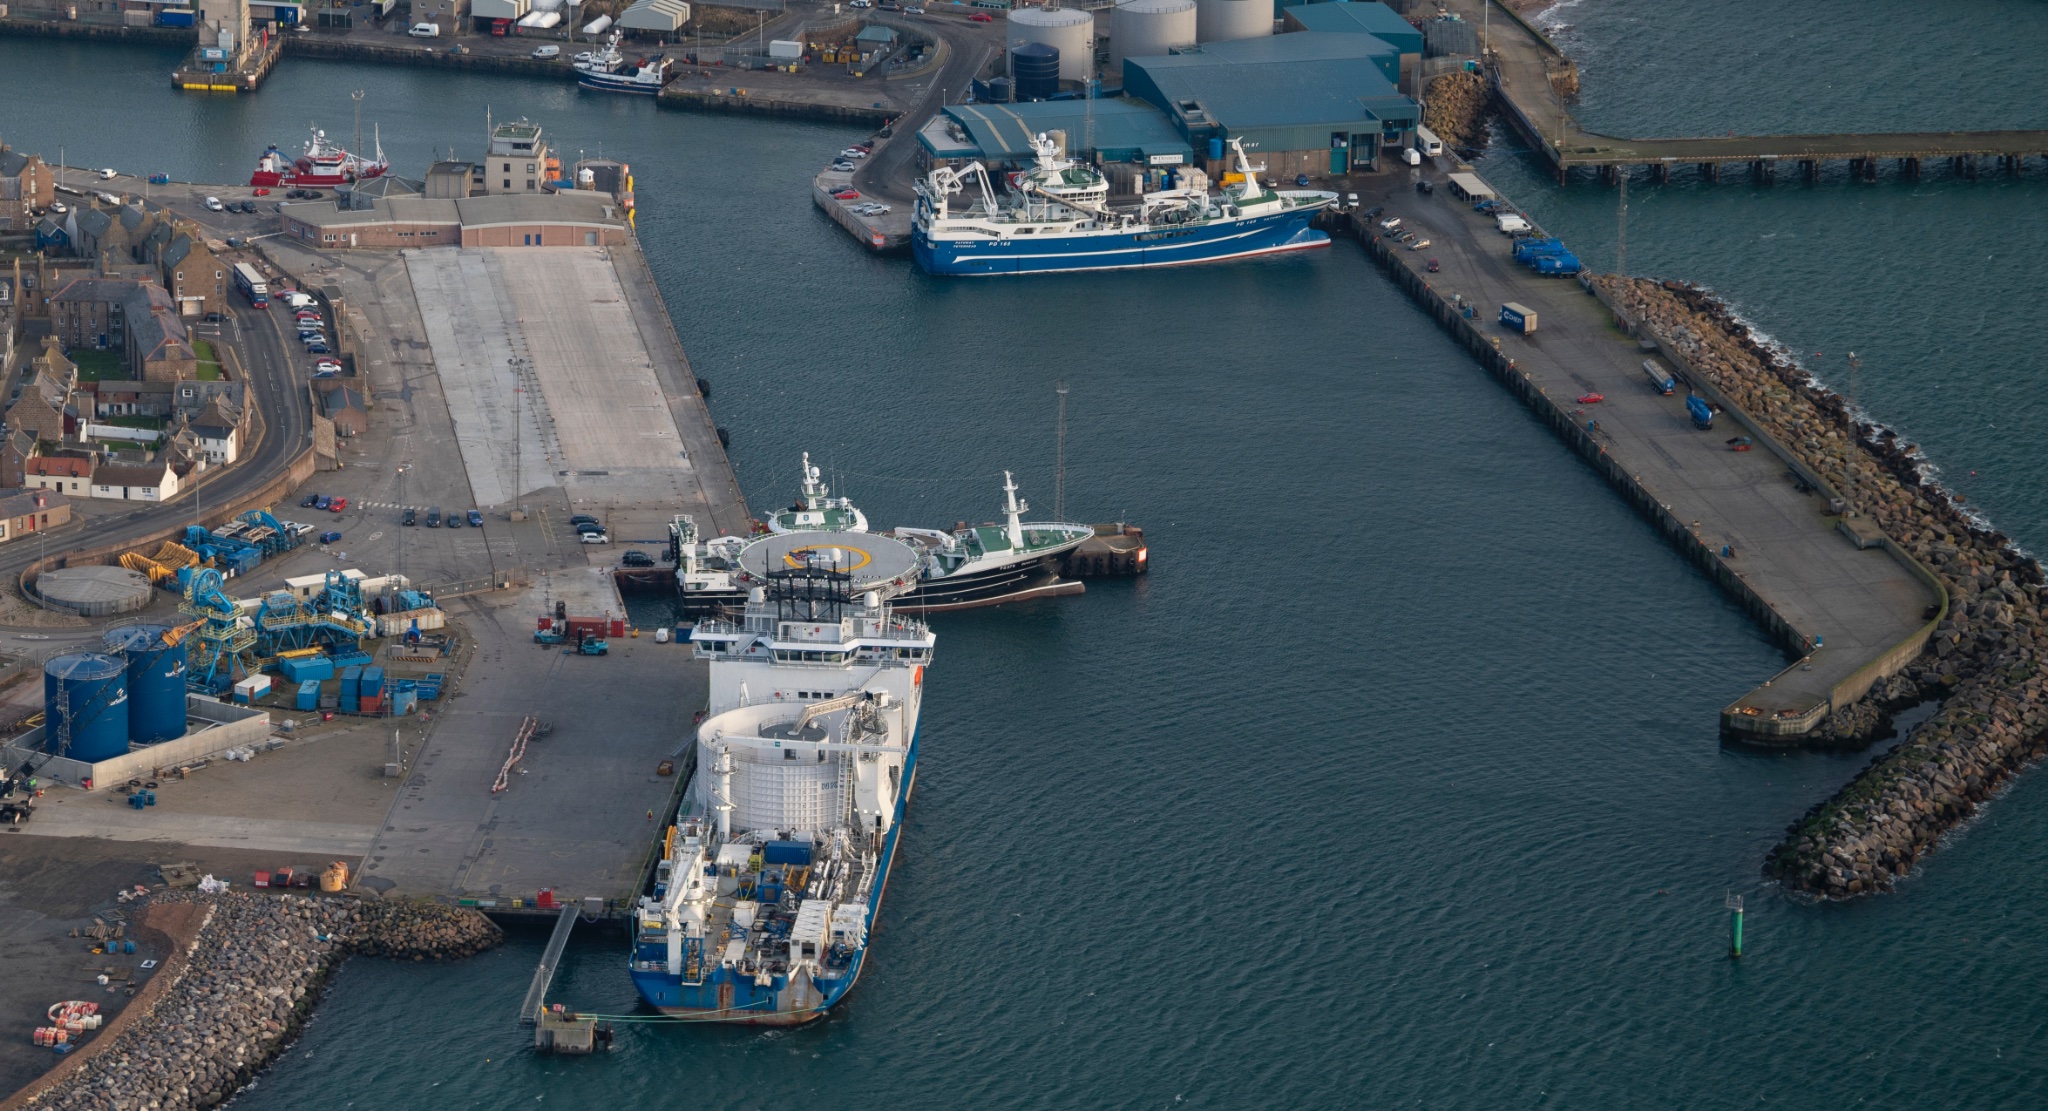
[
  {"xmin": 1011, "ymin": 42, "xmax": 1061, "ymax": 100},
  {"xmin": 43, "ymin": 653, "xmax": 130, "ymax": 764},
  {"xmin": 105, "ymin": 624, "xmax": 189, "ymax": 745},
  {"xmin": 1111, "ymin": 0, "xmax": 1196, "ymax": 73},
  {"xmin": 1008, "ymin": 5, "xmax": 1094, "ymax": 82},
  {"xmin": 1196, "ymin": 0, "xmax": 1269, "ymax": 42}
]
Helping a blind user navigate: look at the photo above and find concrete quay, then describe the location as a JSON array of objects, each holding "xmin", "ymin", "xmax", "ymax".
[
  {"xmin": 1345, "ymin": 166, "xmax": 1938, "ymax": 742},
  {"xmin": 1450, "ymin": 0, "xmax": 2048, "ymax": 184}
]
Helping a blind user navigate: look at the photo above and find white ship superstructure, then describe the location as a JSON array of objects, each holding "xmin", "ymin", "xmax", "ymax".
[{"xmin": 630, "ymin": 531, "xmax": 935, "ymax": 1023}]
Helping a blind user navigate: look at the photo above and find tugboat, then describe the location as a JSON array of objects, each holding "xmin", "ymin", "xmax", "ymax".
[
  {"xmin": 631, "ymin": 532, "xmax": 935, "ymax": 1023},
  {"xmin": 669, "ymin": 456, "xmax": 1094, "ymax": 613},
  {"xmin": 249, "ymin": 125, "xmax": 390, "ymax": 188},
  {"xmin": 913, "ymin": 134, "xmax": 1337, "ymax": 276}
]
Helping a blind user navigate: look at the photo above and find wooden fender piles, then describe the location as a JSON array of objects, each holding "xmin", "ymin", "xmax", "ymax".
[{"xmin": 1596, "ymin": 276, "xmax": 2048, "ymax": 899}]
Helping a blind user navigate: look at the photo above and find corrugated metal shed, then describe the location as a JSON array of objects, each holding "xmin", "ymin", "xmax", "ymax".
[
  {"xmin": 1124, "ymin": 32, "xmax": 1414, "ymax": 152},
  {"xmin": 617, "ymin": 0, "xmax": 689, "ymax": 31},
  {"xmin": 1280, "ymin": 1, "xmax": 1421, "ymax": 57},
  {"xmin": 932, "ymin": 100, "xmax": 1193, "ymax": 164},
  {"xmin": 472, "ymin": 0, "xmax": 530, "ymax": 20}
]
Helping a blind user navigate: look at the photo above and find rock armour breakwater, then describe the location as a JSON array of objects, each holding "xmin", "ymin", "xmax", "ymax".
[
  {"xmin": 1597, "ymin": 276, "xmax": 2048, "ymax": 899},
  {"xmin": 1424, "ymin": 72, "xmax": 1493, "ymax": 153},
  {"xmin": 8, "ymin": 894, "xmax": 501, "ymax": 1110}
]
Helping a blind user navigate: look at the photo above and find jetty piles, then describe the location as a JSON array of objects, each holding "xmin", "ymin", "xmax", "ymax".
[{"xmin": 5, "ymin": 893, "xmax": 500, "ymax": 1111}]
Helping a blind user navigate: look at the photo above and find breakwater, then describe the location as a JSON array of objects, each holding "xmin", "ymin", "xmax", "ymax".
[
  {"xmin": 5, "ymin": 893, "xmax": 500, "ymax": 1110},
  {"xmin": 1596, "ymin": 278, "xmax": 2048, "ymax": 899},
  {"xmin": 1423, "ymin": 71, "xmax": 1492, "ymax": 153}
]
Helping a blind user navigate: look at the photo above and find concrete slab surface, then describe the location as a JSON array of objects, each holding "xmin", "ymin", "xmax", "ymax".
[{"xmin": 1358, "ymin": 170, "xmax": 1933, "ymax": 722}]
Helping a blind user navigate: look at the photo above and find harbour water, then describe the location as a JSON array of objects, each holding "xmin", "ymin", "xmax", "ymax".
[{"xmin": 6, "ymin": 1, "xmax": 2048, "ymax": 1102}]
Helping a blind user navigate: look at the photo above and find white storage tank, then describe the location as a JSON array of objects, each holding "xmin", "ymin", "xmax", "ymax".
[
  {"xmin": 1110, "ymin": 0, "xmax": 1195, "ymax": 72},
  {"xmin": 1008, "ymin": 5, "xmax": 1095, "ymax": 82},
  {"xmin": 1195, "ymin": 0, "xmax": 1268, "ymax": 42}
]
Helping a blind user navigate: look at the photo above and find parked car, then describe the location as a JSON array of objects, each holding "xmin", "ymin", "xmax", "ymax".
[
  {"xmin": 569, "ymin": 514, "xmax": 599, "ymax": 526},
  {"xmin": 969, "ymin": 11, "xmax": 992, "ymax": 20},
  {"xmin": 402, "ymin": 507, "xmax": 417, "ymax": 526},
  {"xmin": 315, "ymin": 495, "xmax": 332, "ymax": 510},
  {"xmin": 446, "ymin": 511, "xmax": 462, "ymax": 528},
  {"xmin": 621, "ymin": 550, "xmax": 655, "ymax": 567},
  {"xmin": 574, "ymin": 50, "xmax": 596, "ymax": 62},
  {"xmin": 98, "ymin": 168, "xmax": 117, "ymax": 180},
  {"xmin": 315, "ymin": 359, "xmax": 343, "ymax": 374},
  {"xmin": 252, "ymin": 187, "xmax": 271, "ymax": 196},
  {"xmin": 329, "ymin": 497, "xmax": 348, "ymax": 512},
  {"xmin": 305, "ymin": 342, "xmax": 331, "ymax": 354},
  {"xmin": 204, "ymin": 196, "xmax": 224, "ymax": 211},
  {"xmin": 466, "ymin": 509, "xmax": 484, "ymax": 527},
  {"xmin": 426, "ymin": 508, "xmax": 442, "ymax": 527},
  {"xmin": 579, "ymin": 532, "xmax": 612, "ymax": 544},
  {"xmin": 408, "ymin": 20, "xmax": 440, "ymax": 36},
  {"xmin": 1415, "ymin": 180, "xmax": 1434, "ymax": 194},
  {"xmin": 301, "ymin": 493, "xmax": 321, "ymax": 508},
  {"xmin": 904, "ymin": 5, "xmax": 923, "ymax": 13},
  {"xmin": 839, "ymin": 148, "xmax": 867, "ymax": 159},
  {"xmin": 831, "ymin": 161, "xmax": 856, "ymax": 172},
  {"xmin": 318, "ymin": 530, "xmax": 343, "ymax": 544},
  {"xmin": 225, "ymin": 236, "xmax": 246, "ymax": 249},
  {"xmin": 1408, "ymin": 237, "xmax": 1432, "ymax": 250},
  {"xmin": 532, "ymin": 44, "xmax": 560, "ymax": 59},
  {"xmin": 832, "ymin": 189, "xmax": 859, "ymax": 200},
  {"xmin": 46, "ymin": 201, "xmax": 67, "ymax": 215}
]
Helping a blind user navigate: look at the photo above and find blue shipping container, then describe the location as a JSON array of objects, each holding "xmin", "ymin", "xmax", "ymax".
[
  {"xmin": 296, "ymin": 680, "xmax": 321, "ymax": 711},
  {"xmin": 361, "ymin": 667, "xmax": 385, "ymax": 697},
  {"xmin": 340, "ymin": 666, "xmax": 363, "ymax": 712},
  {"xmin": 158, "ymin": 8, "xmax": 196, "ymax": 25},
  {"xmin": 281, "ymin": 655, "xmax": 336, "ymax": 683}
]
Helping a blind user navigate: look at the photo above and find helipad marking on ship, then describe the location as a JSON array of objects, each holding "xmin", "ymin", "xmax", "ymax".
[{"xmin": 784, "ymin": 544, "xmax": 873, "ymax": 571}]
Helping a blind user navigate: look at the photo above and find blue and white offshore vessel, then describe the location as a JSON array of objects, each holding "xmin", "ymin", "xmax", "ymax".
[
  {"xmin": 913, "ymin": 135, "xmax": 1338, "ymax": 276},
  {"xmin": 575, "ymin": 31, "xmax": 673, "ymax": 95},
  {"xmin": 630, "ymin": 530, "xmax": 936, "ymax": 1024}
]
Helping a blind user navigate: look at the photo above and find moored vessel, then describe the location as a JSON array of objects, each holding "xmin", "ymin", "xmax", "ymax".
[
  {"xmin": 249, "ymin": 126, "xmax": 390, "ymax": 188},
  {"xmin": 630, "ymin": 532, "xmax": 935, "ymax": 1023},
  {"xmin": 669, "ymin": 456, "xmax": 1093, "ymax": 613},
  {"xmin": 576, "ymin": 33, "xmax": 675, "ymax": 95},
  {"xmin": 913, "ymin": 135, "xmax": 1337, "ymax": 276}
]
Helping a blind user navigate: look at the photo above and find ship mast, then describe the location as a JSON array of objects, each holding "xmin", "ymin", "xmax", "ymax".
[{"xmin": 1002, "ymin": 471, "xmax": 1027, "ymax": 548}]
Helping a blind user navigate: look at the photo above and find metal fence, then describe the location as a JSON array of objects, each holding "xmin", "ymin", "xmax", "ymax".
[{"xmin": 1421, "ymin": 16, "xmax": 1478, "ymax": 58}]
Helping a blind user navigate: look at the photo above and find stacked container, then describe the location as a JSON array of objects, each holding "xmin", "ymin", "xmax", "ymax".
[
  {"xmin": 279, "ymin": 655, "xmax": 335, "ymax": 683},
  {"xmin": 360, "ymin": 667, "xmax": 385, "ymax": 714},
  {"xmin": 340, "ymin": 666, "xmax": 364, "ymax": 713}
]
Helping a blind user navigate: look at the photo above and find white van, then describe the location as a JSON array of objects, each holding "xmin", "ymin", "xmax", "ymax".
[
  {"xmin": 204, "ymin": 196, "xmax": 224, "ymax": 211},
  {"xmin": 1414, "ymin": 125, "xmax": 1445, "ymax": 158},
  {"xmin": 531, "ymin": 44, "xmax": 560, "ymax": 58},
  {"xmin": 408, "ymin": 20, "xmax": 440, "ymax": 37},
  {"xmin": 1496, "ymin": 212, "xmax": 1531, "ymax": 235}
]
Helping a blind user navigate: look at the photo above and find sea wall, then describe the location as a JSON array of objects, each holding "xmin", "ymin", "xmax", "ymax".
[
  {"xmin": 1595, "ymin": 277, "xmax": 2048, "ymax": 899},
  {"xmin": 5, "ymin": 893, "xmax": 501, "ymax": 1110}
]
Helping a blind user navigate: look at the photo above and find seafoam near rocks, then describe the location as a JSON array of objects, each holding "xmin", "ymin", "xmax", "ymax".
[{"xmin": 1599, "ymin": 275, "xmax": 2048, "ymax": 899}]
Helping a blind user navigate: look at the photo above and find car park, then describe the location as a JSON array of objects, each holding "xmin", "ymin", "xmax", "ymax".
[
  {"xmin": 402, "ymin": 507, "xmax": 417, "ymax": 526},
  {"xmin": 318, "ymin": 530, "xmax": 342, "ymax": 544},
  {"xmin": 621, "ymin": 550, "xmax": 655, "ymax": 567},
  {"xmin": 580, "ymin": 532, "xmax": 612, "ymax": 544},
  {"xmin": 426, "ymin": 508, "xmax": 442, "ymax": 527},
  {"xmin": 467, "ymin": 510, "xmax": 484, "ymax": 527}
]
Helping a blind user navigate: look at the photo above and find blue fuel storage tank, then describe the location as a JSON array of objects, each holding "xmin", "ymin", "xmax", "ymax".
[
  {"xmin": 104, "ymin": 624, "xmax": 190, "ymax": 745},
  {"xmin": 43, "ymin": 653, "xmax": 130, "ymax": 764},
  {"xmin": 1011, "ymin": 42, "xmax": 1059, "ymax": 101}
]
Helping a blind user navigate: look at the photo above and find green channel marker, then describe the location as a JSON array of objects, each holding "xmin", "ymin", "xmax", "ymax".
[{"xmin": 1727, "ymin": 893, "xmax": 1745, "ymax": 958}]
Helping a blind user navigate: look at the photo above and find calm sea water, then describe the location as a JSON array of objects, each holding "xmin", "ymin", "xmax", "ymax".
[{"xmin": 7, "ymin": 3, "xmax": 2048, "ymax": 1103}]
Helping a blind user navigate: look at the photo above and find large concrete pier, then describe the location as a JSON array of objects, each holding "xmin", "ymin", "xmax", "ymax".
[{"xmin": 1344, "ymin": 168, "xmax": 1940, "ymax": 741}]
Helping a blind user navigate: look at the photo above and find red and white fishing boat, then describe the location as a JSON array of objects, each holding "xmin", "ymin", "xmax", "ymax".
[{"xmin": 249, "ymin": 125, "xmax": 390, "ymax": 188}]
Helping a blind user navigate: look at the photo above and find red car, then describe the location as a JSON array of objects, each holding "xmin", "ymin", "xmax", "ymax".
[
  {"xmin": 833, "ymin": 189, "xmax": 860, "ymax": 200},
  {"xmin": 329, "ymin": 497, "xmax": 348, "ymax": 513},
  {"xmin": 252, "ymin": 187, "xmax": 271, "ymax": 196},
  {"xmin": 969, "ymin": 11, "xmax": 992, "ymax": 20}
]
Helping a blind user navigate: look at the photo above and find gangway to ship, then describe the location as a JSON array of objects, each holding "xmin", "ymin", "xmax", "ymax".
[{"xmin": 520, "ymin": 904, "xmax": 580, "ymax": 1026}]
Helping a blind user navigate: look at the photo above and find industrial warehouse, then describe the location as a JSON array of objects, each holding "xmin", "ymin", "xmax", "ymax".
[{"xmin": 923, "ymin": 0, "xmax": 1425, "ymax": 186}]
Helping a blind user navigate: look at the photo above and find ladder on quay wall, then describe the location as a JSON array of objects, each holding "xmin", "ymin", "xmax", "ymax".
[{"xmin": 519, "ymin": 904, "xmax": 581, "ymax": 1025}]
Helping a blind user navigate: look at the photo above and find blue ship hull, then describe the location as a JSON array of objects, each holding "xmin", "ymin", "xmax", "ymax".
[
  {"xmin": 577, "ymin": 71, "xmax": 664, "ymax": 95},
  {"xmin": 913, "ymin": 205, "xmax": 1330, "ymax": 276},
  {"xmin": 628, "ymin": 723, "xmax": 921, "ymax": 1024}
]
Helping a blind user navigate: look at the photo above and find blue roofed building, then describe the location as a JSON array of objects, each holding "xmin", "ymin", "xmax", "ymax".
[
  {"xmin": 1281, "ymin": 1, "xmax": 1422, "ymax": 91},
  {"xmin": 1123, "ymin": 32, "xmax": 1419, "ymax": 178},
  {"xmin": 918, "ymin": 99, "xmax": 1195, "ymax": 172}
]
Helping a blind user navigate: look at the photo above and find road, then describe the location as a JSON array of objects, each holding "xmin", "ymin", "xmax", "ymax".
[
  {"xmin": 854, "ymin": 16, "xmax": 999, "ymax": 203},
  {"xmin": 6, "ymin": 172, "xmax": 315, "ymax": 601}
]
